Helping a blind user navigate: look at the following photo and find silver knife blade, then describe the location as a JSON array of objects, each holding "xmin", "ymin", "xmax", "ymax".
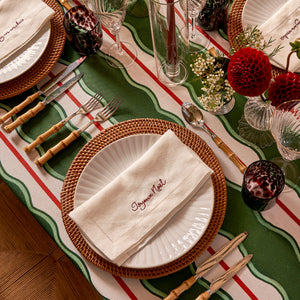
[
  {"xmin": 43, "ymin": 73, "xmax": 84, "ymax": 105},
  {"xmin": 195, "ymin": 232, "xmax": 248, "ymax": 279},
  {"xmin": 42, "ymin": 56, "xmax": 86, "ymax": 96},
  {"xmin": 209, "ymin": 254, "xmax": 253, "ymax": 294}
]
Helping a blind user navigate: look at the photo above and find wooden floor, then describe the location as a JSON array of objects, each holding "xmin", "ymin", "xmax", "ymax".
[{"xmin": 0, "ymin": 178, "xmax": 102, "ymax": 300}]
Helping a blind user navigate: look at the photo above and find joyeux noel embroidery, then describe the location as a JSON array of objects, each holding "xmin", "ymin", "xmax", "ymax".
[
  {"xmin": 131, "ymin": 179, "xmax": 167, "ymax": 212},
  {"xmin": 0, "ymin": 19, "xmax": 24, "ymax": 42}
]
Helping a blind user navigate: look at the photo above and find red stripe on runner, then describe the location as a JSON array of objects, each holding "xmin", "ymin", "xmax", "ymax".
[
  {"xmin": 195, "ymin": 24, "xmax": 229, "ymax": 57},
  {"xmin": 73, "ymin": 0, "xmax": 82, "ymax": 6},
  {"xmin": 101, "ymin": 23, "xmax": 300, "ymax": 229},
  {"xmin": 47, "ymin": 68, "xmax": 135, "ymax": 296},
  {"xmin": 0, "ymin": 71, "xmax": 104, "ymax": 209},
  {"xmin": 101, "ymin": 27, "xmax": 184, "ymax": 106},
  {"xmin": 100, "ymin": 25, "xmax": 250, "ymax": 175},
  {"xmin": 276, "ymin": 198, "xmax": 300, "ymax": 226},
  {"xmin": 205, "ymin": 121, "xmax": 299, "ymax": 226},
  {"xmin": 113, "ymin": 275, "xmax": 139, "ymax": 300},
  {"xmin": 45, "ymin": 8, "xmax": 298, "ymax": 298},
  {"xmin": 49, "ymin": 71, "xmax": 104, "ymax": 131},
  {"xmin": 207, "ymin": 246, "xmax": 258, "ymax": 300},
  {"xmin": 0, "ymin": 131, "xmax": 61, "ymax": 209}
]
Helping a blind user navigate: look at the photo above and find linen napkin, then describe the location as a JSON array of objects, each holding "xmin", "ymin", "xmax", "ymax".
[
  {"xmin": 69, "ymin": 130, "xmax": 213, "ymax": 266},
  {"xmin": 0, "ymin": 0, "xmax": 55, "ymax": 65},
  {"xmin": 258, "ymin": 0, "xmax": 300, "ymax": 72}
]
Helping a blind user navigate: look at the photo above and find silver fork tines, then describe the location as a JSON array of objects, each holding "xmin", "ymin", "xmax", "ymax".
[
  {"xmin": 78, "ymin": 96, "xmax": 122, "ymax": 133},
  {"xmin": 62, "ymin": 90, "xmax": 104, "ymax": 124},
  {"xmin": 23, "ymin": 90, "xmax": 106, "ymax": 153},
  {"xmin": 95, "ymin": 96, "xmax": 122, "ymax": 122},
  {"xmin": 34, "ymin": 95, "xmax": 122, "ymax": 166}
]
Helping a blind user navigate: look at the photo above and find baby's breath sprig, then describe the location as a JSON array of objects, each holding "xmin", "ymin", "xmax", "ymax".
[
  {"xmin": 190, "ymin": 50, "xmax": 235, "ymax": 112},
  {"xmin": 231, "ymin": 25, "xmax": 282, "ymax": 58}
]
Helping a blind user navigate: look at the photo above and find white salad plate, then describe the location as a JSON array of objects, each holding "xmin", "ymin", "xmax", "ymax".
[
  {"xmin": 74, "ymin": 134, "xmax": 214, "ymax": 268},
  {"xmin": 242, "ymin": 0, "xmax": 286, "ymax": 27},
  {"xmin": 0, "ymin": 21, "xmax": 51, "ymax": 84}
]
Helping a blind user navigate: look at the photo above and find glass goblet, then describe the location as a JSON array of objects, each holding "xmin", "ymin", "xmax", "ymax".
[
  {"xmin": 270, "ymin": 99, "xmax": 300, "ymax": 186},
  {"xmin": 180, "ymin": 0, "xmax": 210, "ymax": 53},
  {"xmin": 84, "ymin": 0, "xmax": 137, "ymax": 68}
]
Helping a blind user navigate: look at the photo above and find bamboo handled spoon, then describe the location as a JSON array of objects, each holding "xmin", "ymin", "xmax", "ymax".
[
  {"xmin": 181, "ymin": 102, "xmax": 247, "ymax": 174},
  {"xmin": 58, "ymin": 0, "xmax": 72, "ymax": 10}
]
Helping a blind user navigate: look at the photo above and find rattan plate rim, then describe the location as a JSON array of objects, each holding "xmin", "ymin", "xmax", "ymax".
[
  {"xmin": 61, "ymin": 119, "xmax": 227, "ymax": 279},
  {"xmin": 0, "ymin": 0, "xmax": 66, "ymax": 100},
  {"xmin": 227, "ymin": 0, "xmax": 290, "ymax": 77}
]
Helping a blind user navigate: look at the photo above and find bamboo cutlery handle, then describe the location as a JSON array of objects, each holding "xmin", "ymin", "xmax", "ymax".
[
  {"xmin": 195, "ymin": 291, "xmax": 211, "ymax": 300},
  {"xmin": 24, "ymin": 121, "xmax": 65, "ymax": 153},
  {"xmin": 213, "ymin": 136, "xmax": 247, "ymax": 174},
  {"xmin": 4, "ymin": 101, "xmax": 46, "ymax": 133},
  {"xmin": 58, "ymin": 0, "xmax": 72, "ymax": 10},
  {"xmin": 164, "ymin": 277, "xmax": 196, "ymax": 300},
  {"xmin": 0, "ymin": 92, "xmax": 40, "ymax": 125},
  {"xmin": 35, "ymin": 130, "xmax": 80, "ymax": 167}
]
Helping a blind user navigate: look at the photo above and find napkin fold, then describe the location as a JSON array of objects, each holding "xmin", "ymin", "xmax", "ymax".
[
  {"xmin": 69, "ymin": 130, "xmax": 213, "ymax": 266},
  {"xmin": 0, "ymin": 0, "xmax": 55, "ymax": 65},
  {"xmin": 258, "ymin": 0, "xmax": 300, "ymax": 72}
]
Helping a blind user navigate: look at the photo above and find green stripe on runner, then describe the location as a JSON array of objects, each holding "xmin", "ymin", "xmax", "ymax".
[
  {"xmin": 223, "ymin": 180, "xmax": 298, "ymax": 299},
  {"xmin": 123, "ymin": 22, "xmax": 154, "ymax": 56}
]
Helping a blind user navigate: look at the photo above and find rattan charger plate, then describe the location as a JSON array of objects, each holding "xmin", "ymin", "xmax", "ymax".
[
  {"xmin": 227, "ymin": 0, "xmax": 284, "ymax": 77},
  {"xmin": 0, "ymin": 0, "xmax": 65, "ymax": 100},
  {"xmin": 61, "ymin": 119, "xmax": 227, "ymax": 279}
]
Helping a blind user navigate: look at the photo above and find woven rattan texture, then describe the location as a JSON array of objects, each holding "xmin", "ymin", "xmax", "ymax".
[
  {"xmin": 227, "ymin": 0, "xmax": 284, "ymax": 78},
  {"xmin": 0, "ymin": 0, "xmax": 66, "ymax": 100},
  {"xmin": 61, "ymin": 119, "xmax": 227, "ymax": 279}
]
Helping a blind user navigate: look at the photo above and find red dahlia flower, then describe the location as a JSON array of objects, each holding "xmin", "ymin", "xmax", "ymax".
[
  {"xmin": 268, "ymin": 72, "xmax": 300, "ymax": 107},
  {"xmin": 227, "ymin": 47, "xmax": 272, "ymax": 97}
]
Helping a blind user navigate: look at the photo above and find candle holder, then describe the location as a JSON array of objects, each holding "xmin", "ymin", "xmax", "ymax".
[{"xmin": 148, "ymin": 0, "xmax": 188, "ymax": 86}]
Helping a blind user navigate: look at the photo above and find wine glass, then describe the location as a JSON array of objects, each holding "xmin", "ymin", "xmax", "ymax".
[
  {"xmin": 84, "ymin": 0, "xmax": 137, "ymax": 68},
  {"xmin": 270, "ymin": 99, "xmax": 300, "ymax": 186},
  {"xmin": 180, "ymin": 0, "xmax": 210, "ymax": 53}
]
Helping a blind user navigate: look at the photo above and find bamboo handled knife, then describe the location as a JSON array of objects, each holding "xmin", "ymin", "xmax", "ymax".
[
  {"xmin": 0, "ymin": 56, "xmax": 86, "ymax": 125},
  {"xmin": 4, "ymin": 74, "xmax": 83, "ymax": 133},
  {"xmin": 195, "ymin": 254, "xmax": 253, "ymax": 300},
  {"xmin": 164, "ymin": 232, "xmax": 248, "ymax": 300}
]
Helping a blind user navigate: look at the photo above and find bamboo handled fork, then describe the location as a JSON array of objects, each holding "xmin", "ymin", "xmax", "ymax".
[
  {"xmin": 35, "ymin": 96, "xmax": 122, "ymax": 167},
  {"xmin": 24, "ymin": 91, "xmax": 105, "ymax": 153}
]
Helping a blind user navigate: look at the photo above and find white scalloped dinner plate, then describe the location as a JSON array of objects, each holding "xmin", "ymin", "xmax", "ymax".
[
  {"xmin": 0, "ymin": 18, "xmax": 51, "ymax": 84},
  {"xmin": 74, "ymin": 134, "xmax": 214, "ymax": 268},
  {"xmin": 242, "ymin": 0, "xmax": 286, "ymax": 69}
]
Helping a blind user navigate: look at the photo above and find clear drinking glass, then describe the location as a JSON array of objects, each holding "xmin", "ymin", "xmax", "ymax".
[
  {"xmin": 180, "ymin": 0, "xmax": 210, "ymax": 52},
  {"xmin": 242, "ymin": 160, "xmax": 285, "ymax": 211},
  {"xmin": 84, "ymin": 0, "xmax": 137, "ymax": 68},
  {"xmin": 270, "ymin": 99, "xmax": 300, "ymax": 185},
  {"xmin": 148, "ymin": 0, "xmax": 189, "ymax": 86}
]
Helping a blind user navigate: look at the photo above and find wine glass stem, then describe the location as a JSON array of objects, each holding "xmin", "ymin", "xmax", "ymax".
[
  {"xmin": 191, "ymin": 17, "xmax": 196, "ymax": 39},
  {"xmin": 281, "ymin": 159, "xmax": 288, "ymax": 177},
  {"xmin": 115, "ymin": 33, "xmax": 123, "ymax": 54}
]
